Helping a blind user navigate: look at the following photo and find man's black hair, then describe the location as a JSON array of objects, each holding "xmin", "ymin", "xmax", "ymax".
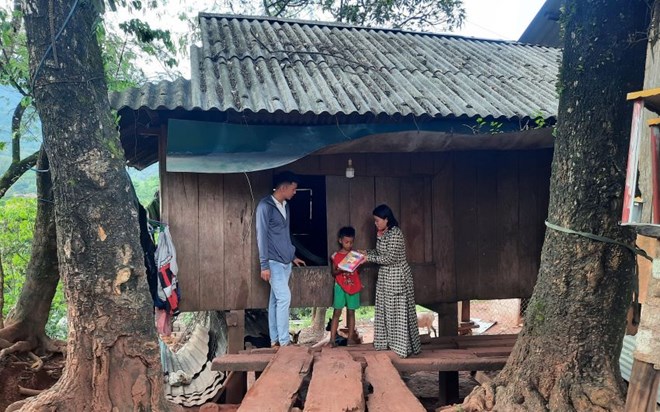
[
  {"xmin": 273, "ymin": 171, "xmax": 299, "ymax": 189},
  {"xmin": 337, "ymin": 226, "xmax": 356, "ymax": 239}
]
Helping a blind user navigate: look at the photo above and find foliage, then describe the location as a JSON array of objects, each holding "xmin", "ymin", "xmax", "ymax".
[
  {"xmin": 0, "ymin": 197, "xmax": 36, "ymax": 317},
  {"xmin": 260, "ymin": 0, "xmax": 465, "ymax": 31},
  {"xmin": 128, "ymin": 163, "xmax": 159, "ymax": 204},
  {"xmin": 0, "ymin": 197, "xmax": 66, "ymax": 336}
]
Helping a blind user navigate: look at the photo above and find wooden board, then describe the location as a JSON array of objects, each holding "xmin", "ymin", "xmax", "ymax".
[
  {"xmin": 423, "ymin": 177, "xmax": 433, "ymax": 263},
  {"xmin": 325, "ymin": 176, "xmax": 350, "ymax": 259},
  {"xmin": 349, "ymin": 176, "xmax": 376, "ymax": 251},
  {"xmin": 212, "ymin": 353, "xmax": 274, "ymax": 372},
  {"xmin": 248, "ymin": 171, "xmax": 273, "ymax": 307},
  {"xmin": 166, "ymin": 173, "xmax": 200, "ymax": 311},
  {"xmin": 401, "ymin": 177, "xmax": 426, "ymax": 263},
  {"xmin": 453, "ymin": 152, "xmax": 479, "ymax": 300},
  {"xmin": 517, "ymin": 151, "xmax": 543, "ymax": 297},
  {"xmin": 496, "ymin": 151, "xmax": 521, "ymax": 298},
  {"xmin": 432, "ymin": 153, "xmax": 456, "ymax": 301},
  {"xmin": 223, "ymin": 173, "xmax": 252, "ymax": 309},
  {"xmin": 290, "ymin": 266, "xmax": 334, "ymax": 308},
  {"xmin": 411, "ymin": 264, "xmax": 437, "ymax": 306},
  {"xmin": 364, "ymin": 353, "xmax": 426, "ymax": 412},
  {"xmin": 198, "ymin": 173, "xmax": 225, "ymax": 310},
  {"xmin": 237, "ymin": 346, "xmax": 313, "ymax": 412},
  {"xmin": 374, "ymin": 177, "xmax": 401, "ymax": 222},
  {"xmin": 475, "ymin": 152, "xmax": 499, "ymax": 293},
  {"xmin": 392, "ymin": 355, "xmax": 508, "ymax": 372},
  {"xmin": 304, "ymin": 349, "xmax": 365, "ymax": 412},
  {"xmin": 624, "ymin": 359, "xmax": 660, "ymax": 412}
]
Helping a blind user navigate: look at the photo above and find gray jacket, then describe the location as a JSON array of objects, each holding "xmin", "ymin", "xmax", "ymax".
[{"xmin": 255, "ymin": 195, "xmax": 296, "ymax": 271}]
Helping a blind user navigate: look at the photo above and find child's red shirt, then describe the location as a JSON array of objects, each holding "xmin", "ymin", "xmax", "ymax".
[{"xmin": 331, "ymin": 250, "xmax": 362, "ymax": 295}]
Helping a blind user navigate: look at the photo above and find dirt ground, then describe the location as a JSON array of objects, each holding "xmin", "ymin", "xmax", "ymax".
[{"xmin": 0, "ymin": 354, "xmax": 63, "ymax": 411}]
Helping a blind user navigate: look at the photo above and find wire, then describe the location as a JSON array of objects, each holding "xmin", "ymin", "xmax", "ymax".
[
  {"xmin": 243, "ymin": 172, "xmax": 255, "ymax": 242},
  {"xmin": 31, "ymin": 0, "xmax": 81, "ymax": 91}
]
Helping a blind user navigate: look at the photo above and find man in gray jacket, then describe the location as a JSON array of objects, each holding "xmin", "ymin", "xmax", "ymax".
[{"xmin": 256, "ymin": 171, "xmax": 306, "ymax": 347}]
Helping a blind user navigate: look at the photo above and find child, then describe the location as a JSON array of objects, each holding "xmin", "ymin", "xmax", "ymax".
[{"xmin": 329, "ymin": 226, "xmax": 362, "ymax": 347}]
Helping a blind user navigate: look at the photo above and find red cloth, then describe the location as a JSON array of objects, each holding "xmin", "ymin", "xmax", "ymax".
[{"xmin": 332, "ymin": 251, "xmax": 362, "ymax": 295}]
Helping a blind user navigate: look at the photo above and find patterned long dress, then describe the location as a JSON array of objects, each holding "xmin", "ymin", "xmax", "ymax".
[{"xmin": 366, "ymin": 226, "xmax": 421, "ymax": 358}]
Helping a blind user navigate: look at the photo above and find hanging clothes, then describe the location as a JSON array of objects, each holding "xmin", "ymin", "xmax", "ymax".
[{"xmin": 155, "ymin": 226, "xmax": 181, "ymax": 315}]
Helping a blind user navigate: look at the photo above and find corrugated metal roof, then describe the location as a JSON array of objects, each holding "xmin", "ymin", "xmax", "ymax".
[
  {"xmin": 111, "ymin": 14, "xmax": 560, "ymax": 121},
  {"xmin": 110, "ymin": 77, "xmax": 193, "ymax": 111}
]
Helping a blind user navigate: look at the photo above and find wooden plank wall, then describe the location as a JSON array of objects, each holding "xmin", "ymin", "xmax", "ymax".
[
  {"xmin": 162, "ymin": 170, "xmax": 272, "ymax": 311},
  {"xmin": 164, "ymin": 149, "xmax": 552, "ymax": 311}
]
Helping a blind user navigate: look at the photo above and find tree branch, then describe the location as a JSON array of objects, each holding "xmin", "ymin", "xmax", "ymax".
[
  {"xmin": 11, "ymin": 101, "xmax": 27, "ymax": 164},
  {"xmin": 0, "ymin": 150, "xmax": 39, "ymax": 199}
]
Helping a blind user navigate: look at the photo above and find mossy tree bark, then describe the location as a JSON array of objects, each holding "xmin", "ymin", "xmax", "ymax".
[
  {"xmin": 461, "ymin": 1, "xmax": 649, "ymax": 411},
  {"xmin": 12, "ymin": 0, "xmax": 169, "ymax": 410}
]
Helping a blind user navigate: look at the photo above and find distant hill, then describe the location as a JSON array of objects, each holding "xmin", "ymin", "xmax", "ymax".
[{"xmin": 0, "ymin": 85, "xmax": 158, "ymax": 203}]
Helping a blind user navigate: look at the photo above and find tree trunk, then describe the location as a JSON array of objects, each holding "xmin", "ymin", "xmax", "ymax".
[
  {"xmin": 16, "ymin": 0, "xmax": 168, "ymax": 410},
  {"xmin": 462, "ymin": 1, "xmax": 649, "ymax": 411},
  {"xmin": 0, "ymin": 149, "xmax": 62, "ymax": 358},
  {"xmin": 312, "ymin": 306, "xmax": 327, "ymax": 331}
]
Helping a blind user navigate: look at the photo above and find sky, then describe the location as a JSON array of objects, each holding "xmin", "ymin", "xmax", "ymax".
[{"xmin": 455, "ymin": 0, "xmax": 546, "ymax": 40}]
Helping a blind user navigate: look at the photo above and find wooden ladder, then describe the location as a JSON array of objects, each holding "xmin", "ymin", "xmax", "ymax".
[{"xmin": 622, "ymin": 88, "xmax": 660, "ymax": 236}]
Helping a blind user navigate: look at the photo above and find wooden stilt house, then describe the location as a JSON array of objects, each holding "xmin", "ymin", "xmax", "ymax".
[{"xmin": 112, "ymin": 14, "xmax": 560, "ymax": 321}]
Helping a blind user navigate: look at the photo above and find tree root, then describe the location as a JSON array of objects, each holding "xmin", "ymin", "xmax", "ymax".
[
  {"xmin": 18, "ymin": 385, "xmax": 44, "ymax": 396},
  {"xmin": 455, "ymin": 376, "xmax": 625, "ymax": 412},
  {"xmin": 27, "ymin": 351, "xmax": 44, "ymax": 371},
  {"xmin": 0, "ymin": 322, "xmax": 65, "ymax": 367}
]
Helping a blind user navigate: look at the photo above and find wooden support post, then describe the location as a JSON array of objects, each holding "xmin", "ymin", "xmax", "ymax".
[
  {"xmin": 225, "ymin": 310, "xmax": 246, "ymax": 404},
  {"xmin": 625, "ymin": 359, "xmax": 660, "ymax": 412},
  {"xmin": 518, "ymin": 298, "xmax": 529, "ymax": 325},
  {"xmin": 427, "ymin": 303, "xmax": 459, "ymax": 406},
  {"xmin": 460, "ymin": 301, "xmax": 470, "ymax": 323},
  {"xmin": 438, "ymin": 369, "xmax": 460, "ymax": 406}
]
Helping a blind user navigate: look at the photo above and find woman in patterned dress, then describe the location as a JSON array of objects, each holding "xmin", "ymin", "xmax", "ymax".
[{"xmin": 363, "ymin": 204, "xmax": 421, "ymax": 358}]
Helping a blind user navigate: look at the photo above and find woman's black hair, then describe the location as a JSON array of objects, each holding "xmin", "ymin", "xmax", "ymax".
[{"xmin": 372, "ymin": 204, "xmax": 398, "ymax": 228}]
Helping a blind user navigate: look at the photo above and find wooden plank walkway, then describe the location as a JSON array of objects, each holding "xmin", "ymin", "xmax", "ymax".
[
  {"xmin": 236, "ymin": 346, "xmax": 312, "ymax": 412},
  {"xmin": 304, "ymin": 349, "xmax": 365, "ymax": 412},
  {"xmin": 364, "ymin": 353, "xmax": 426, "ymax": 412},
  {"xmin": 211, "ymin": 335, "xmax": 517, "ymax": 410}
]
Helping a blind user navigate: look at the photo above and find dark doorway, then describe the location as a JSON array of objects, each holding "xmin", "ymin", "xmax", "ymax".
[{"xmin": 287, "ymin": 175, "xmax": 328, "ymax": 266}]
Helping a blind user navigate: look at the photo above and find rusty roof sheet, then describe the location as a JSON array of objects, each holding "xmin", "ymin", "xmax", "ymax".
[{"xmin": 111, "ymin": 14, "xmax": 560, "ymax": 121}]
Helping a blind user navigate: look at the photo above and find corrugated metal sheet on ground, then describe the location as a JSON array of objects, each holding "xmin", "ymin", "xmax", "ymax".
[
  {"xmin": 162, "ymin": 324, "xmax": 227, "ymax": 407},
  {"xmin": 619, "ymin": 335, "xmax": 660, "ymax": 405},
  {"xmin": 110, "ymin": 14, "xmax": 560, "ymax": 121}
]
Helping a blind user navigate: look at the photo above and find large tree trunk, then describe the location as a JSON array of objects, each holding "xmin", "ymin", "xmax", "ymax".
[
  {"xmin": 15, "ymin": 0, "xmax": 168, "ymax": 410},
  {"xmin": 462, "ymin": 1, "xmax": 649, "ymax": 411},
  {"xmin": 0, "ymin": 149, "xmax": 62, "ymax": 360}
]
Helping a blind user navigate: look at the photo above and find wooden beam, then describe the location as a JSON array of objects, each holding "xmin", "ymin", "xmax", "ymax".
[
  {"xmin": 364, "ymin": 353, "xmax": 426, "ymax": 412},
  {"xmin": 225, "ymin": 310, "xmax": 246, "ymax": 404},
  {"xmin": 624, "ymin": 359, "xmax": 660, "ymax": 412},
  {"xmin": 212, "ymin": 354, "xmax": 273, "ymax": 372},
  {"xmin": 392, "ymin": 355, "xmax": 508, "ymax": 373},
  {"xmin": 237, "ymin": 346, "xmax": 313, "ymax": 412},
  {"xmin": 305, "ymin": 349, "xmax": 365, "ymax": 412}
]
